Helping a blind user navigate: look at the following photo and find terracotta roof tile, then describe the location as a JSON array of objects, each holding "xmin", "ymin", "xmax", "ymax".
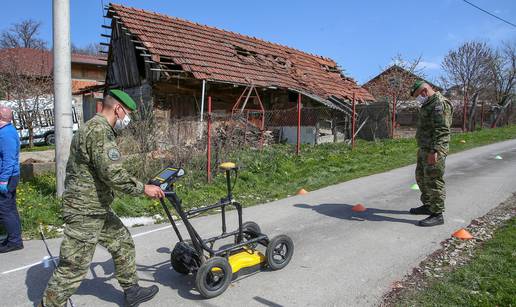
[
  {"xmin": 110, "ymin": 3, "xmax": 374, "ymax": 102},
  {"xmin": 0, "ymin": 48, "xmax": 107, "ymax": 77},
  {"xmin": 72, "ymin": 80, "xmax": 102, "ymax": 92},
  {"xmin": 0, "ymin": 48, "xmax": 52, "ymax": 76}
]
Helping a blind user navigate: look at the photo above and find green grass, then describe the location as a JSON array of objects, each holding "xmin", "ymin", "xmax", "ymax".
[
  {"xmin": 16, "ymin": 125, "xmax": 516, "ymax": 238},
  {"xmin": 396, "ymin": 218, "xmax": 516, "ymax": 307}
]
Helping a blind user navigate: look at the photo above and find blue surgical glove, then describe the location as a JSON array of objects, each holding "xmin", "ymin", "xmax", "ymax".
[{"xmin": 0, "ymin": 182, "xmax": 8, "ymax": 193}]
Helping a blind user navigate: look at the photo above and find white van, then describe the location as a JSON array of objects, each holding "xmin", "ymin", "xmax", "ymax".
[{"xmin": 1, "ymin": 98, "xmax": 79, "ymax": 146}]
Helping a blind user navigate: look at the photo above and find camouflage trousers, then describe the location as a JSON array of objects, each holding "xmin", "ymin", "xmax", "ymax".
[
  {"xmin": 415, "ymin": 149, "xmax": 447, "ymax": 214},
  {"xmin": 42, "ymin": 211, "xmax": 138, "ymax": 307}
]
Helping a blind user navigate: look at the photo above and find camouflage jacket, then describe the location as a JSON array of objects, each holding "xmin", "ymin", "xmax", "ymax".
[
  {"xmin": 62, "ymin": 114, "xmax": 144, "ymax": 215},
  {"xmin": 416, "ymin": 92, "xmax": 453, "ymax": 156}
]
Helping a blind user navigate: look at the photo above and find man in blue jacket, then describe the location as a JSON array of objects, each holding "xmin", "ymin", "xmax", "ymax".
[{"xmin": 0, "ymin": 105, "xmax": 23, "ymax": 253}]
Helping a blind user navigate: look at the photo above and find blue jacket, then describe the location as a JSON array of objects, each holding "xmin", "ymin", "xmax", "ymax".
[{"xmin": 0, "ymin": 123, "xmax": 20, "ymax": 181}]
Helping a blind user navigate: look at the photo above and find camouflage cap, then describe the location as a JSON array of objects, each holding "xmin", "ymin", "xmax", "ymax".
[
  {"xmin": 410, "ymin": 80, "xmax": 425, "ymax": 97},
  {"xmin": 109, "ymin": 89, "xmax": 137, "ymax": 111}
]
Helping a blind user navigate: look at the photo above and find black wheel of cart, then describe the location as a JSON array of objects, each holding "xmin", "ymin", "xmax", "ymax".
[
  {"xmin": 266, "ymin": 235, "xmax": 294, "ymax": 270},
  {"xmin": 236, "ymin": 221, "xmax": 261, "ymax": 249},
  {"xmin": 171, "ymin": 254, "xmax": 190, "ymax": 275},
  {"xmin": 195, "ymin": 257, "xmax": 233, "ymax": 298}
]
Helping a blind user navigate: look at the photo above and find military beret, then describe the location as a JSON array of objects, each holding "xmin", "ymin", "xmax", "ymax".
[
  {"xmin": 109, "ymin": 89, "xmax": 137, "ymax": 111},
  {"xmin": 410, "ymin": 80, "xmax": 425, "ymax": 97}
]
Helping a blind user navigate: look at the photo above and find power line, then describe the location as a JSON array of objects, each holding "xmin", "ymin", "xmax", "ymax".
[{"xmin": 462, "ymin": 0, "xmax": 516, "ymax": 28}]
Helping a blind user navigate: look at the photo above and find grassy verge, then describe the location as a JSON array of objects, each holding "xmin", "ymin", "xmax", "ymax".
[
  {"xmin": 395, "ymin": 218, "xmax": 516, "ymax": 306},
  {"xmin": 21, "ymin": 145, "xmax": 55, "ymax": 152},
  {"xmin": 17, "ymin": 125, "xmax": 516, "ymax": 238}
]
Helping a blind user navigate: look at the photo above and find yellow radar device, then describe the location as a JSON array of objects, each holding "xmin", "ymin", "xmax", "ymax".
[{"xmin": 149, "ymin": 163, "xmax": 294, "ymax": 299}]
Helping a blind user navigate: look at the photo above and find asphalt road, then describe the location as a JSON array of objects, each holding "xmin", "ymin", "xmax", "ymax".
[{"xmin": 2, "ymin": 140, "xmax": 516, "ymax": 307}]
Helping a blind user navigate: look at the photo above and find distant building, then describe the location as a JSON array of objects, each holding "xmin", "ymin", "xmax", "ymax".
[
  {"xmin": 362, "ymin": 65, "xmax": 441, "ymax": 104},
  {"xmin": 0, "ymin": 48, "xmax": 107, "ymax": 144},
  {"xmin": 362, "ymin": 65, "xmax": 444, "ymax": 129},
  {"xmin": 0, "ymin": 47, "xmax": 106, "ymax": 94}
]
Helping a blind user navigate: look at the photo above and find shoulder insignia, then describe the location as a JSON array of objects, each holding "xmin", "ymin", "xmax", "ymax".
[
  {"xmin": 434, "ymin": 103, "xmax": 444, "ymax": 114},
  {"xmin": 107, "ymin": 148, "xmax": 121, "ymax": 161}
]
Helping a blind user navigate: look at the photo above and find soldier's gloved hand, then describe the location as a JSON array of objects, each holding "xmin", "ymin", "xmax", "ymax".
[
  {"xmin": 144, "ymin": 184, "xmax": 165, "ymax": 199},
  {"xmin": 0, "ymin": 182, "xmax": 8, "ymax": 194},
  {"xmin": 427, "ymin": 152, "xmax": 437, "ymax": 166}
]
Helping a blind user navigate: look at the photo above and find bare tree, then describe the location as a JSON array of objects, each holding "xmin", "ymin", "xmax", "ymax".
[
  {"xmin": 0, "ymin": 51, "xmax": 53, "ymax": 147},
  {"xmin": 487, "ymin": 41, "xmax": 516, "ymax": 127},
  {"xmin": 71, "ymin": 42, "xmax": 104, "ymax": 55},
  {"xmin": 0, "ymin": 19, "xmax": 47, "ymax": 49},
  {"xmin": 387, "ymin": 54, "xmax": 426, "ymax": 102},
  {"xmin": 442, "ymin": 41, "xmax": 492, "ymax": 131}
]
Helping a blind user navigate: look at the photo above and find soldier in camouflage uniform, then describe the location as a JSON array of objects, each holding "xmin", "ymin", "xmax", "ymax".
[
  {"xmin": 409, "ymin": 81, "xmax": 453, "ymax": 227},
  {"xmin": 40, "ymin": 90, "xmax": 164, "ymax": 307}
]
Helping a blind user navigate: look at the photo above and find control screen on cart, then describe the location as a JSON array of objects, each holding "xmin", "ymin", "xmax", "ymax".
[{"xmin": 150, "ymin": 167, "xmax": 185, "ymax": 186}]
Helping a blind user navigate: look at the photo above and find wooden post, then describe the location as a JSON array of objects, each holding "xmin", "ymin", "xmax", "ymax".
[
  {"xmin": 480, "ymin": 100, "xmax": 485, "ymax": 128},
  {"xmin": 351, "ymin": 93, "xmax": 356, "ymax": 149},
  {"xmin": 207, "ymin": 96, "xmax": 212, "ymax": 183},
  {"xmin": 391, "ymin": 93, "xmax": 397, "ymax": 139},
  {"xmin": 462, "ymin": 88, "xmax": 468, "ymax": 132},
  {"xmin": 296, "ymin": 93, "xmax": 301, "ymax": 155}
]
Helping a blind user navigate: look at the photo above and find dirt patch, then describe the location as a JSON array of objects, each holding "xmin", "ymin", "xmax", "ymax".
[{"xmin": 381, "ymin": 193, "xmax": 516, "ymax": 306}]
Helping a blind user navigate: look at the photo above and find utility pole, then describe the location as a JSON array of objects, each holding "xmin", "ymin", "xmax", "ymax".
[{"xmin": 53, "ymin": 0, "xmax": 73, "ymax": 196}]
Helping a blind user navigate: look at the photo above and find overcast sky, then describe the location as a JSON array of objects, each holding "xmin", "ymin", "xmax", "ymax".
[{"xmin": 0, "ymin": 0, "xmax": 515, "ymax": 84}]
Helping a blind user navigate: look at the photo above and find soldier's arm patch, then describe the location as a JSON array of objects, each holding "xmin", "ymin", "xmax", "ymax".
[
  {"xmin": 107, "ymin": 148, "xmax": 121, "ymax": 161},
  {"xmin": 434, "ymin": 104, "xmax": 444, "ymax": 115}
]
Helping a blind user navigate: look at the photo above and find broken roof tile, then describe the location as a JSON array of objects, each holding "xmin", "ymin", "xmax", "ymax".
[{"xmin": 110, "ymin": 3, "xmax": 374, "ymax": 102}]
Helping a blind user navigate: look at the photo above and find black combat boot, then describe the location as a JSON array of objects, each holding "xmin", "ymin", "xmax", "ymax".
[
  {"xmin": 124, "ymin": 284, "xmax": 159, "ymax": 307},
  {"xmin": 0, "ymin": 243, "xmax": 24, "ymax": 253},
  {"xmin": 409, "ymin": 205, "xmax": 433, "ymax": 215},
  {"xmin": 418, "ymin": 213, "xmax": 444, "ymax": 227}
]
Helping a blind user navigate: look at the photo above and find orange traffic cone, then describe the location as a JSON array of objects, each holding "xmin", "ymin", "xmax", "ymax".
[
  {"xmin": 297, "ymin": 188, "xmax": 309, "ymax": 195},
  {"xmin": 452, "ymin": 228, "xmax": 473, "ymax": 240},
  {"xmin": 352, "ymin": 203, "xmax": 367, "ymax": 212}
]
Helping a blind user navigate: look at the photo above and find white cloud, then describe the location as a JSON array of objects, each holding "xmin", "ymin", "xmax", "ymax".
[
  {"xmin": 417, "ymin": 61, "xmax": 440, "ymax": 70},
  {"xmin": 446, "ymin": 32, "xmax": 459, "ymax": 42}
]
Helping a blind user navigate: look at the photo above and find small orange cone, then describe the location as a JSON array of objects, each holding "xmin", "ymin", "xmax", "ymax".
[
  {"xmin": 297, "ymin": 188, "xmax": 309, "ymax": 195},
  {"xmin": 352, "ymin": 203, "xmax": 367, "ymax": 212},
  {"xmin": 452, "ymin": 228, "xmax": 473, "ymax": 240}
]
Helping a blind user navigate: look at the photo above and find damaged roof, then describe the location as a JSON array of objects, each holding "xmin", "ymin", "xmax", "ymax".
[{"xmin": 108, "ymin": 3, "xmax": 374, "ymax": 103}]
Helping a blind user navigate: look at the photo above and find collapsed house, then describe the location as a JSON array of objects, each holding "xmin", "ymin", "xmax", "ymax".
[{"xmin": 102, "ymin": 3, "xmax": 374, "ymax": 147}]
